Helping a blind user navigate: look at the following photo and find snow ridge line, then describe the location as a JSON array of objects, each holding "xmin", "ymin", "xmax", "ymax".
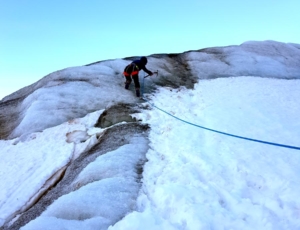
[{"xmin": 144, "ymin": 98, "xmax": 300, "ymax": 150}]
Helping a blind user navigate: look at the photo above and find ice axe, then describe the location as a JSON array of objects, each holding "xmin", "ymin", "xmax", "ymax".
[{"xmin": 144, "ymin": 70, "xmax": 158, "ymax": 78}]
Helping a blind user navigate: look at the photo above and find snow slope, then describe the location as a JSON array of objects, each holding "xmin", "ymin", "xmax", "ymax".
[
  {"xmin": 116, "ymin": 77, "xmax": 300, "ymax": 229},
  {"xmin": 0, "ymin": 110, "xmax": 102, "ymax": 227},
  {"xmin": 19, "ymin": 77, "xmax": 300, "ymax": 230},
  {"xmin": 0, "ymin": 41, "xmax": 300, "ymax": 229}
]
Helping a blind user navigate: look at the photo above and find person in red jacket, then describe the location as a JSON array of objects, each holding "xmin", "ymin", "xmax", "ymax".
[{"xmin": 123, "ymin": 56, "xmax": 153, "ymax": 97}]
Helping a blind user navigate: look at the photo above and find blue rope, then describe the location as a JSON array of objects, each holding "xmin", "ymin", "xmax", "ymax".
[{"xmin": 141, "ymin": 76, "xmax": 300, "ymax": 151}]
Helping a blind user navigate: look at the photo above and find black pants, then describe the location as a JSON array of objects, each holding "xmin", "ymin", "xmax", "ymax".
[{"xmin": 125, "ymin": 74, "xmax": 140, "ymax": 89}]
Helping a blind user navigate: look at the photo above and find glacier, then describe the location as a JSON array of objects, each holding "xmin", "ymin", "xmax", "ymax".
[{"xmin": 0, "ymin": 40, "xmax": 300, "ymax": 230}]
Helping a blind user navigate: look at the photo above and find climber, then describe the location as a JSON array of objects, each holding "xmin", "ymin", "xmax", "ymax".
[{"xmin": 123, "ymin": 56, "xmax": 153, "ymax": 97}]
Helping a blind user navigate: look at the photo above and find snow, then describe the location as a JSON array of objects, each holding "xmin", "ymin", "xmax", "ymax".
[
  {"xmin": 187, "ymin": 40, "xmax": 300, "ymax": 79},
  {"xmin": 22, "ymin": 136, "xmax": 148, "ymax": 230},
  {"xmin": 0, "ymin": 110, "xmax": 103, "ymax": 226},
  {"xmin": 21, "ymin": 77, "xmax": 300, "ymax": 230},
  {"xmin": 1, "ymin": 41, "xmax": 300, "ymax": 229},
  {"xmin": 118, "ymin": 77, "xmax": 300, "ymax": 230}
]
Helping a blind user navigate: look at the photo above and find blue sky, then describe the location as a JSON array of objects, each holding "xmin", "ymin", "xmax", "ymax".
[{"xmin": 1, "ymin": 0, "xmax": 300, "ymax": 99}]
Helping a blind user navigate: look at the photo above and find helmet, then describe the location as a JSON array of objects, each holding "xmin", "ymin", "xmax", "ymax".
[{"xmin": 140, "ymin": 56, "xmax": 148, "ymax": 65}]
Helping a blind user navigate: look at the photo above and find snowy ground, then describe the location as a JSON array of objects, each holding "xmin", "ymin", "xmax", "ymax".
[
  {"xmin": 1, "ymin": 76, "xmax": 300, "ymax": 229},
  {"xmin": 0, "ymin": 110, "xmax": 103, "ymax": 227},
  {"xmin": 117, "ymin": 77, "xmax": 300, "ymax": 230}
]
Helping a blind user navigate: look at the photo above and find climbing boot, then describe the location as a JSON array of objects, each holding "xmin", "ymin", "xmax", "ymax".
[{"xmin": 136, "ymin": 89, "xmax": 140, "ymax": 97}]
